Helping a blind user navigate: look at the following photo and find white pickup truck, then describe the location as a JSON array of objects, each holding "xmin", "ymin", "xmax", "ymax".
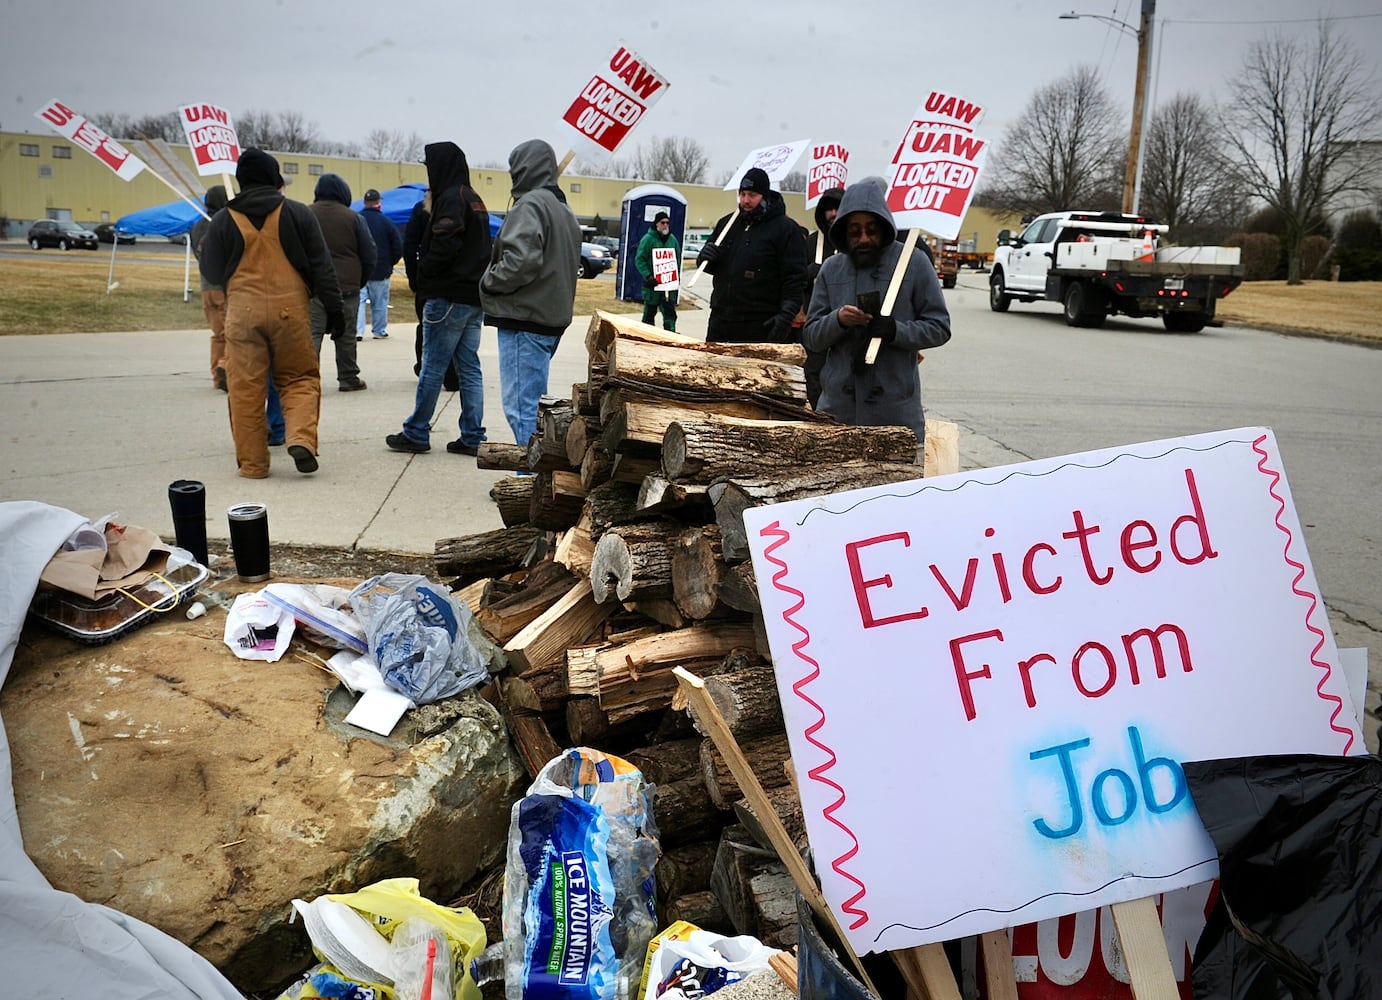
[{"xmin": 989, "ymin": 211, "xmax": 1244, "ymax": 332}]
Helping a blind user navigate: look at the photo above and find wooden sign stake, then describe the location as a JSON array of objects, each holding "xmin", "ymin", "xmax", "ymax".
[
  {"xmin": 864, "ymin": 227, "xmax": 921, "ymax": 365},
  {"xmin": 557, "ymin": 148, "xmax": 576, "ymax": 176},
  {"xmin": 682, "ymin": 209, "xmax": 738, "ymax": 289},
  {"xmin": 1110, "ymin": 897, "xmax": 1181, "ymax": 999}
]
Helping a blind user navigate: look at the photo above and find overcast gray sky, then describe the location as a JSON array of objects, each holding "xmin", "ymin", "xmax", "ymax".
[{"xmin": 4, "ymin": 0, "xmax": 1379, "ymax": 182}]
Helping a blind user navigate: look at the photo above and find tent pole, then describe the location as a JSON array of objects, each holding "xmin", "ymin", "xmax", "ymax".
[{"xmin": 183, "ymin": 236, "xmax": 193, "ymax": 303}]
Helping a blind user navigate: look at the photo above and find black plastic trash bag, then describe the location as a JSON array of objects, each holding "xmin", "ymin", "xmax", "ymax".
[{"xmin": 1182, "ymin": 754, "xmax": 1382, "ymax": 1000}]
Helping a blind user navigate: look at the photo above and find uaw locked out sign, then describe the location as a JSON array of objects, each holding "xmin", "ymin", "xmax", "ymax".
[
  {"xmin": 744, "ymin": 427, "xmax": 1362, "ymax": 959},
  {"xmin": 886, "ymin": 88, "xmax": 990, "ymax": 240},
  {"xmin": 559, "ymin": 43, "xmax": 669, "ymax": 158}
]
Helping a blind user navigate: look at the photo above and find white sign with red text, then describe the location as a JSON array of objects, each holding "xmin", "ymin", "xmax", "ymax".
[
  {"xmin": 559, "ymin": 43, "xmax": 669, "ymax": 159},
  {"xmin": 722, "ymin": 139, "xmax": 811, "ymax": 191},
  {"xmin": 886, "ymin": 89, "xmax": 990, "ymax": 239},
  {"xmin": 177, "ymin": 102, "xmax": 242, "ymax": 176},
  {"xmin": 650, "ymin": 247, "xmax": 679, "ymax": 290},
  {"xmin": 806, "ymin": 142, "xmax": 850, "ymax": 209},
  {"xmin": 33, "ymin": 99, "xmax": 145, "ymax": 181},
  {"xmin": 743, "ymin": 427, "xmax": 1361, "ymax": 956}
]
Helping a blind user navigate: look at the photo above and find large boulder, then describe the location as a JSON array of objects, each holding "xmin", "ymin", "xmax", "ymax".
[{"xmin": 2, "ymin": 585, "xmax": 527, "ymax": 994}]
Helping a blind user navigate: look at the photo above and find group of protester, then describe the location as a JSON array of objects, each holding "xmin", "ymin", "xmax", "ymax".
[
  {"xmin": 192, "ymin": 144, "xmax": 951, "ymax": 481},
  {"xmin": 193, "ymin": 140, "xmax": 580, "ymax": 480}
]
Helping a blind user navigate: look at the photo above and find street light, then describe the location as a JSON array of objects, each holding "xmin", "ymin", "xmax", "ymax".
[{"xmin": 1060, "ymin": 1, "xmax": 1156, "ymax": 214}]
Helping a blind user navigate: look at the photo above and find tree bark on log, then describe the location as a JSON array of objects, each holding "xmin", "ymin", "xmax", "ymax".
[
  {"xmin": 503, "ymin": 579, "xmax": 616, "ymax": 672},
  {"xmin": 587, "ymin": 312, "xmax": 807, "ymax": 367},
  {"xmin": 664, "ymin": 891, "xmax": 734, "ymax": 937},
  {"xmin": 711, "ymin": 826, "xmax": 798, "ymax": 946},
  {"xmin": 590, "ymin": 521, "xmax": 681, "ymax": 604},
  {"xmin": 495, "ymin": 676, "xmax": 562, "ymax": 779},
  {"xmin": 621, "ymin": 737, "xmax": 705, "ymax": 786},
  {"xmin": 475, "ymin": 560, "xmax": 575, "ymax": 644},
  {"xmin": 611, "ymin": 454, "xmax": 660, "ymax": 485},
  {"xmin": 637, "ymin": 475, "xmax": 712, "ymax": 518},
  {"xmin": 734, "ymin": 784, "xmax": 808, "ymax": 856},
  {"xmin": 708, "ymin": 459, "xmax": 923, "ymax": 561},
  {"xmin": 476, "ymin": 441, "xmax": 529, "ymax": 471},
  {"xmin": 481, "ymin": 476, "xmax": 530, "ymax": 528},
  {"xmin": 655, "ymin": 841, "xmax": 720, "ymax": 904},
  {"xmin": 566, "ymin": 415, "xmax": 601, "ymax": 468},
  {"xmin": 665, "ymin": 416, "xmax": 918, "ymax": 485},
  {"xmin": 700, "ymin": 733, "xmax": 792, "ymax": 810},
  {"xmin": 703, "ymin": 665, "xmax": 784, "ymax": 738},
  {"xmin": 609, "ymin": 338, "xmax": 807, "ymax": 403},
  {"xmin": 571, "ymin": 381, "xmax": 601, "ymax": 417},
  {"xmin": 579, "ymin": 440, "xmax": 615, "ymax": 491},
  {"xmin": 716, "ymin": 561, "xmax": 761, "ymax": 615},
  {"xmin": 653, "ymin": 775, "xmax": 729, "ymax": 849},
  {"xmin": 584, "ymin": 481, "xmax": 645, "ymax": 540},
  {"xmin": 528, "ymin": 470, "xmax": 585, "ymax": 532},
  {"xmin": 435, "ymin": 525, "xmax": 543, "ymax": 582},
  {"xmin": 601, "ymin": 393, "xmax": 779, "ymax": 458}
]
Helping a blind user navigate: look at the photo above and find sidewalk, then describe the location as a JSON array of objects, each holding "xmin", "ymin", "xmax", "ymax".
[{"xmin": 0, "ymin": 306, "xmax": 690, "ymax": 556}]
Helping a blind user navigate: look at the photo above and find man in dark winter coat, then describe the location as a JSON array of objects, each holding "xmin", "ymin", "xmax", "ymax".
[
  {"xmin": 803, "ymin": 186, "xmax": 843, "ymax": 407},
  {"xmin": 803, "ymin": 179, "xmax": 951, "ymax": 443},
  {"xmin": 358, "ymin": 188, "xmax": 403, "ymax": 340},
  {"xmin": 696, "ymin": 167, "xmax": 807, "ymax": 343},
  {"xmin": 199, "ymin": 148, "xmax": 343, "ymax": 478},
  {"xmin": 309, "ymin": 173, "xmax": 375, "ymax": 391},
  {"xmin": 386, "ymin": 141, "xmax": 492, "ymax": 456}
]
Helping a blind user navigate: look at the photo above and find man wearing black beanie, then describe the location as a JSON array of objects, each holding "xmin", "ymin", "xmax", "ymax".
[
  {"xmin": 199, "ymin": 148, "xmax": 344, "ymax": 478},
  {"xmin": 695, "ymin": 166, "xmax": 806, "ymax": 343}
]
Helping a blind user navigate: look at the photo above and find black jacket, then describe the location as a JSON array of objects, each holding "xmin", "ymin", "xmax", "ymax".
[
  {"xmin": 361, "ymin": 204, "xmax": 403, "ymax": 282},
  {"xmin": 310, "ymin": 173, "xmax": 375, "ymax": 296},
  {"xmin": 417, "ymin": 142, "xmax": 492, "ymax": 306},
  {"xmin": 698, "ymin": 192, "xmax": 806, "ymax": 339},
  {"xmin": 198, "ymin": 184, "xmax": 343, "ymax": 312}
]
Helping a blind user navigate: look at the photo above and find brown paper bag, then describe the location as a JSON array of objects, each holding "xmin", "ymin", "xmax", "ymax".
[{"xmin": 39, "ymin": 522, "xmax": 171, "ymax": 600}]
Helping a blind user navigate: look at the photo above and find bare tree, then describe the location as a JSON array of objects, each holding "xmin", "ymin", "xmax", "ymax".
[
  {"xmin": 779, "ymin": 170, "xmax": 807, "ymax": 193},
  {"xmin": 236, "ymin": 109, "xmax": 323, "ymax": 153},
  {"xmin": 624, "ymin": 135, "xmax": 711, "ymax": 183},
  {"xmin": 361, "ymin": 128, "xmax": 423, "ymax": 162},
  {"xmin": 1140, "ymin": 93, "xmax": 1250, "ymax": 243},
  {"xmin": 89, "ymin": 111, "xmax": 183, "ymax": 142},
  {"xmin": 978, "ymin": 65, "xmax": 1124, "ymax": 215},
  {"xmin": 1222, "ymin": 20, "xmax": 1381, "ymax": 283}
]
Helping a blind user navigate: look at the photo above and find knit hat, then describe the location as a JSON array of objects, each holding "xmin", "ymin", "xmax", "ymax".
[
  {"xmin": 738, "ymin": 167, "xmax": 771, "ymax": 196},
  {"xmin": 236, "ymin": 148, "xmax": 283, "ymax": 189},
  {"xmin": 653, "ymin": 211, "xmax": 669, "ymax": 223},
  {"xmin": 364, "ymin": 189, "xmax": 381, "ymax": 203}
]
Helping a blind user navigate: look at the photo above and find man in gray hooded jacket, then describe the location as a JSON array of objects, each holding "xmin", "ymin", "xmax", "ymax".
[
  {"xmin": 803, "ymin": 179, "xmax": 951, "ymax": 442},
  {"xmin": 480, "ymin": 139, "xmax": 582, "ymax": 445}
]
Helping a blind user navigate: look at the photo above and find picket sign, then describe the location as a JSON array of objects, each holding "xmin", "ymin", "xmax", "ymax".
[
  {"xmin": 1107, "ymin": 898, "xmax": 1181, "ymax": 998},
  {"xmin": 863, "ymin": 227, "xmax": 922, "ymax": 365},
  {"xmin": 681, "ymin": 209, "xmax": 738, "ymax": 290}
]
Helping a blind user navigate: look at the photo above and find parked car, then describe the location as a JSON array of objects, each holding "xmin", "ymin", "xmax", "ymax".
[
  {"xmin": 27, "ymin": 220, "xmax": 99, "ymax": 251},
  {"xmin": 94, "ymin": 223, "xmax": 136, "ymax": 246},
  {"xmin": 591, "ymin": 235, "xmax": 620, "ymax": 257},
  {"xmin": 580, "ymin": 241, "xmax": 613, "ymax": 279}
]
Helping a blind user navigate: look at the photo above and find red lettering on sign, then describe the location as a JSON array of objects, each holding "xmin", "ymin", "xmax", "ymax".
[{"xmin": 844, "ymin": 532, "xmax": 929, "ymax": 628}]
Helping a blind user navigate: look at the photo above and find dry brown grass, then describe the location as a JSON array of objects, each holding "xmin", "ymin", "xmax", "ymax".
[{"xmin": 1217, "ymin": 280, "xmax": 1382, "ymax": 342}]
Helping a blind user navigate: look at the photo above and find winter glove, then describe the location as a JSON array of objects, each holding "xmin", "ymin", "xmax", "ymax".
[
  {"xmin": 325, "ymin": 309, "xmax": 346, "ymax": 341},
  {"xmin": 697, "ymin": 242, "xmax": 721, "ymax": 269},
  {"xmin": 867, "ymin": 314, "xmax": 898, "ymax": 344},
  {"xmin": 643, "ymin": 271, "xmax": 658, "ymax": 287}
]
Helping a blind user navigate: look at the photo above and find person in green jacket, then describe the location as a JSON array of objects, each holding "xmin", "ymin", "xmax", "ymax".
[{"xmin": 635, "ymin": 211, "xmax": 679, "ymax": 332}]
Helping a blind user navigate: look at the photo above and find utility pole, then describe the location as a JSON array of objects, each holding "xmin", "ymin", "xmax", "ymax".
[{"xmin": 1123, "ymin": 0, "xmax": 1156, "ymax": 214}]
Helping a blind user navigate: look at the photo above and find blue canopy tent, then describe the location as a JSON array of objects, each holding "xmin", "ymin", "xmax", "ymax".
[
  {"xmin": 349, "ymin": 183, "xmax": 505, "ymax": 236},
  {"xmin": 108, "ymin": 194, "xmax": 211, "ymax": 299}
]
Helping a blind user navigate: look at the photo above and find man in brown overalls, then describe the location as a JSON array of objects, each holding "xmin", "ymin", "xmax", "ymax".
[{"xmin": 197, "ymin": 149, "xmax": 344, "ymax": 478}]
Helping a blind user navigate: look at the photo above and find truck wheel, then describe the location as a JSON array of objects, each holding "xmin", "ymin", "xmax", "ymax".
[
  {"xmin": 1063, "ymin": 283, "xmax": 1106, "ymax": 328},
  {"xmin": 989, "ymin": 272, "xmax": 1011, "ymax": 312},
  {"xmin": 1162, "ymin": 312, "xmax": 1207, "ymax": 333}
]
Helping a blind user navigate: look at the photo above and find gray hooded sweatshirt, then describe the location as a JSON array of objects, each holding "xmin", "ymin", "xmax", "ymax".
[
  {"xmin": 480, "ymin": 139, "xmax": 582, "ymax": 337},
  {"xmin": 803, "ymin": 179, "xmax": 951, "ymax": 441}
]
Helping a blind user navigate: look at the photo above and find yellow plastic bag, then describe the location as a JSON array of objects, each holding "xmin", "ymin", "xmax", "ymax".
[{"xmin": 325, "ymin": 877, "xmax": 486, "ymax": 1000}]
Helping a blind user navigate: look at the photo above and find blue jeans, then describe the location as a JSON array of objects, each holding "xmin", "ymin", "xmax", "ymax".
[
  {"xmin": 401, "ymin": 298, "xmax": 485, "ymax": 446},
  {"xmin": 358, "ymin": 278, "xmax": 392, "ymax": 336},
  {"xmin": 266, "ymin": 379, "xmax": 285, "ymax": 442},
  {"xmin": 498, "ymin": 328, "xmax": 559, "ymax": 445}
]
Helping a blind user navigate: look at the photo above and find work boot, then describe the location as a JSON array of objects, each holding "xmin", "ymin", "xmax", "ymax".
[
  {"xmin": 385, "ymin": 433, "xmax": 429, "ymax": 454},
  {"xmin": 338, "ymin": 379, "xmax": 367, "ymax": 392},
  {"xmin": 446, "ymin": 439, "xmax": 479, "ymax": 456},
  {"xmin": 288, "ymin": 445, "xmax": 318, "ymax": 474}
]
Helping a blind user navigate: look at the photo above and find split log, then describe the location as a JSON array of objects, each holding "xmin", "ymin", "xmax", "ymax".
[
  {"xmin": 586, "ymin": 311, "xmax": 807, "ymax": 367},
  {"xmin": 665, "ymin": 416, "xmax": 917, "ymax": 485},
  {"xmin": 601, "ymin": 392, "xmax": 779, "ymax": 458},
  {"xmin": 672, "ymin": 525, "xmax": 726, "ymax": 620},
  {"xmin": 566, "ymin": 414, "xmax": 601, "ymax": 467},
  {"xmin": 924, "ymin": 418, "xmax": 960, "ymax": 477},
  {"xmin": 504, "ymin": 578, "xmax": 616, "ymax": 672},
  {"xmin": 590, "ymin": 521, "xmax": 681, "ymax": 604},
  {"xmin": 637, "ymin": 474, "xmax": 712, "ymax": 517},
  {"xmin": 653, "ymin": 775, "xmax": 729, "ymax": 848},
  {"xmin": 609, "ymin": 338, "xmax": 806, "ymax": 403},
  {"xmin": 476, "ymin": 441, "xmax": 529, "ymax": 471},
  {"xmin": 734, "ymin": 784, "xmax": 808, "ymax": 856},
  {"xmin": 656, "ymin": 841, "xmax": 720, "ymax": 904},
  {"xmin": 708, "ymin": 460, "xmax": 922, "ymax": 562},
  {"xmin": 554, "ymin": 518, "xmax": 595, "ymax": 578},
  {"xmin": 711, "ymin": 826, "xmax": 798, "ymax": 947},
  {"xmin": 578, "ymin": 440, "xmax": 615, "ymax": 490},
  {"xmin": 584, "ymin": 481, "xmax": 644, "ymax": 539},
  {"xmin": 528, "ymin": 401, "xmax": 576, "ymax": 472},
  {"xmin": 435, "ymin": 525, "xmax": 543, "ymax": 582},
  {"xmin": 484, "ymin": 475, "xmax": 532, "ymax": 527},
  {"xmin": 571, "ymin": 381, "xmax": 601, "ymax": 417},
  {"xmin": 452, "ymin": 577, "xmax": 492, "ymax": 616},
  {"xmin": 528, "ymin": 470, "xmax": 585, "ymax": 532},
  {"xmin": 664, "ymin": 891, "xmax": 734, "ymax": 937},
  {"xmin": 495, "ymin": 675, "xmax": 562, "ymax": 779},
  {"xmin": 700, "ymin": 733, "xmax": 792, "ymax": 810},
  {"xmin": 611, "ymin": 454, "xmax": 660, "ymax": 485},
  {"xmin": 703, "ymin": 665, "xmax": 783, "ymax": 738},
  {"xmin": 620, "ymin": 598, "xmax": 687, "ymax": 630},
  {"xmin": 564, "ymin": 695, "xmax": 610, "ymax": 746},
  {"xmin": 622, "ymin": 737, "xmax": 704, "ymax": 786},
  {"xmin": 717, "ymin": 561, "xmax": 761, "ymax": 615},
  {"xmin": 475, "ymin": 560, "xmax": 575, "ymax": 644}
]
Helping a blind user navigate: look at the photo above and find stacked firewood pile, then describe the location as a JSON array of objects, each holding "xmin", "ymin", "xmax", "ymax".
[{"xmin": 434, "ymin": 311, "xmax": 958, "ymax": 947}]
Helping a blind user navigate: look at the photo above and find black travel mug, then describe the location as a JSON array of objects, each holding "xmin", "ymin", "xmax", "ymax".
[
  {"xmin": 226, "ymin": 503, "xmax": 271, "ymax": 582},
  {"xmin": 168, "ymin": 480, "xmax": 209, "ymax": 567}
]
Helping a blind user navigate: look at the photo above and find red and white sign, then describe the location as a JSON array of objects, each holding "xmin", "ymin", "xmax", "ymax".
[
  {"xmin": 33, "ymin": 99, "xmax": 145, "ymax": 181},
  {"xmin": 806, "ymin": 142, "xmax": 849, "ymax": 209},
  {"xmin": 559, "ymin": 43, "xmax": 669, "ymax": 159},
  {"xmin": 744, "ymin": 427, "xmax": 1362, "ymax": 956},
  {"xmin": 177, "ymin": 102, "xmax": 242, "ymax": 176},
  {"xmin": 650, "ymin": 246, "xmax": 679, "ymax": 290},
  {"xmin": 722, "ymin": 139, "xmax": 810, "ymax": 191},
  {"xmin": 886, "ymin": 88, "xmax": 990, "ymax": 239}
]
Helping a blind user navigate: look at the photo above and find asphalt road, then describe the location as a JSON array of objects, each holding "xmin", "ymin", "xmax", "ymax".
[{"xmin": 923, "ymin": 271, "xmax": 1382, "ymax": 740}]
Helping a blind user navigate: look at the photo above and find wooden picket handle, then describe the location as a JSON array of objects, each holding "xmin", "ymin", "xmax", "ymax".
[
  {"xmin": 1110, "ymin": 897, "xmax": 1181, "ymax": 998},
  {"xmin": 682, "ymin": 209, "xmax": 738, "ymax": 289},
  {"xmin": 863, "ymin": 227, "xmax": 922, "ymax": 365}
]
